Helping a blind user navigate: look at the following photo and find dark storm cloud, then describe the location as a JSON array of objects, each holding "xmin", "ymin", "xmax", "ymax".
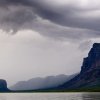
[{"xmin": 0, "ymin": 0, "xmax": 100, "ymax": 40}]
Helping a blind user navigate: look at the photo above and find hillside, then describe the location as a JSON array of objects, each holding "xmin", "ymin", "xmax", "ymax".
[{"xmin": 10, "ymin": 74, "xmax": 77, "ymax": 91}]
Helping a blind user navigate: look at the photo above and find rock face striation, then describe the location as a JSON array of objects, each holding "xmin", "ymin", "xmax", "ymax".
[
  {"xmin": 59, "ymin": 43, "xmax": 100, "ymax": 89},
  {"xmin": 0, "ymin": 79, "xmax": 9, "ymax": 92}
]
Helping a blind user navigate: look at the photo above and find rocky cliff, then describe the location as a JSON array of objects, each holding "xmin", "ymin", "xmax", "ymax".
[
  {"xmin": 59, "ymin": 43, "xmax": 100, "ymax": 90},
  {"xmin": 0, "ymin": 79, "xmax": 9, "ymax": 92}
]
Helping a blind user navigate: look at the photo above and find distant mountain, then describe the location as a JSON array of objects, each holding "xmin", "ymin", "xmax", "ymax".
[
  {"xmin": 10, "ymin": 74, "xmax": 77, "ymax": 90},
  {"xmin": 57, "ymin": 43, "xmax": 100, "ymax": 90}
]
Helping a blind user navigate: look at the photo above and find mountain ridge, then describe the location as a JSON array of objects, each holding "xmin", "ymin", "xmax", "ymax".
[
  {"xmin": 57, "ymin": 43, "xmax": 100, "ymax": 90},
  {"xmin": 10, "ymin": 74, "xmax": 77, "ymax": 90}
]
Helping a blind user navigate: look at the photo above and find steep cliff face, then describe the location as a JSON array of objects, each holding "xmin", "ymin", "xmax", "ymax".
[
  {"xmin": 0, "ymin": 79, "xmax": 9, "ymax": 92},
  {"xmin": 81, "ymin": 43, "xmax": 100, "ymax": 73},
  {"xmin": 60, "ymin": 43, "xmax": 100, "ymax": 89}
]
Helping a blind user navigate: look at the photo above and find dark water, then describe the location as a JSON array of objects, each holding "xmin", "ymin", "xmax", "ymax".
[{"xmin": 0, "ymin": 93, "xmax": 100, "ymax": 100}]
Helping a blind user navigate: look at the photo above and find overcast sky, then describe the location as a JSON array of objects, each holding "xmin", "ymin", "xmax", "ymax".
[{"xmin": 0, "ymin": 0, "xmax": 100, "ymax": 86}]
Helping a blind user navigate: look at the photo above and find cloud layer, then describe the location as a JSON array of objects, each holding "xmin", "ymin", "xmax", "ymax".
[
  {"xmin": 0, "ymin": 0, "xmax": 100, "ymax": 86},
  {"xmin": 0, "ymin": 0, "xmax": 100, "ymax": 41}
]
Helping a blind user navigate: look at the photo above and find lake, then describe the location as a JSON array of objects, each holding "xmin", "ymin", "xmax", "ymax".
[{"xmin": 0, "ymin": 93, "xmax": 100, "ymax": 100}]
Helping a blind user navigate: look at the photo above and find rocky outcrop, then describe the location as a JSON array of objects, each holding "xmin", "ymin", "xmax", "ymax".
[
  {"xmin": 0, "ymin": 79, "xmax": 9, "ymax": 92},
  {"xmin": 81, "ymin": 43, "xmax": 100, "ymax": 73},
  {"xmin": 59, "ymin": 43, "xmax": 100, "ymax": 89}
]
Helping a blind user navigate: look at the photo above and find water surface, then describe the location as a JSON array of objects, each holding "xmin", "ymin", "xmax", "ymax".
[{"xmin": 0, "ymin": 93, "xmax": 100, "ymax": 100}]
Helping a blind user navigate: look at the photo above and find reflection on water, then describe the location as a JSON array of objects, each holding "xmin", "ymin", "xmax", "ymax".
[
  {"xmin": 0, "ymin": 93, "xmax": 100, "ymax": 100},
  {"xmin": 82, "ymin": 93, "xmax": 100, "ymax": 100}
]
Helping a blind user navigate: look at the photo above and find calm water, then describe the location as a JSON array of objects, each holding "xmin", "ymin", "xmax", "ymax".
[{"xmin": 0, "ymin": 93, "xmax": 100, "ymax": 100}]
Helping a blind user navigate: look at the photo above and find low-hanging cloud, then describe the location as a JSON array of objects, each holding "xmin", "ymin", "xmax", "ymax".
[{"xmin": 0, "ymin": 0, "xmax": 100, "ymax": 40}]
